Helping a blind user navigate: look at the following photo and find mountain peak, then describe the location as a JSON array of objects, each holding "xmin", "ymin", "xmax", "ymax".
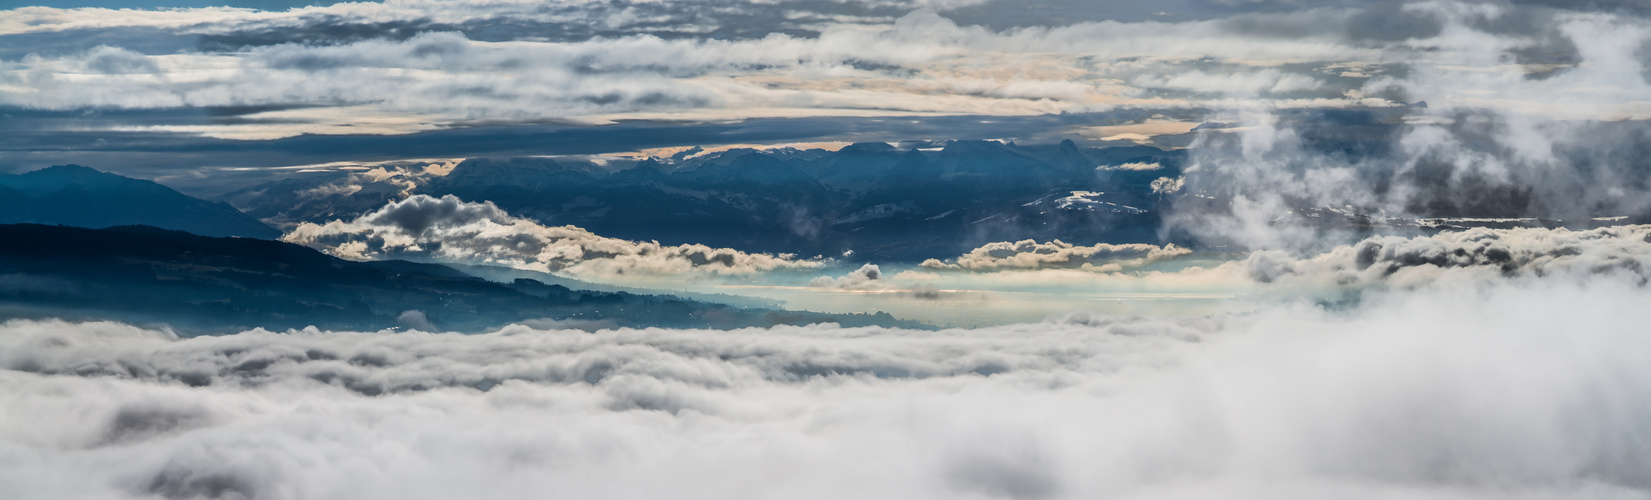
[
  {"xmin": 4, "ymin": 164, "xmax": 145, "ymax": 196},
  {"xmin": 26, "ymin": 164, "xmax": 126, "ymax": 180},
  {"xmin": 0, "ymin": 165, "xmax": 280, "ymax": 239},
  {"xmin": 32, "ymin": 164, "xmax": 103, "ymax": 175}
]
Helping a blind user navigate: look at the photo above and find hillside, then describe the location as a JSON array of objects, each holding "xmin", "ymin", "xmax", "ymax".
[
  {"xmin": 0, "ymin": 165, "xmax": 280, "ymax": 239},
  {"xmin": 0, "ymin": 224, "xmax": 917, "ymax": 334}
]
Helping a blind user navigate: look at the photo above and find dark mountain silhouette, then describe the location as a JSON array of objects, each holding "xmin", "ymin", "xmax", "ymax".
[
  {"xmin": 0, "ymin": 224, "xmax": 917, "ymax": 335},
  {"xmin": 0, "ymin": 165, "xmax": 280, "ymax": 239}
]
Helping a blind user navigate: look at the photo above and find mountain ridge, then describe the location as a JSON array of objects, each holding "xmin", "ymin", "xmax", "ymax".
[
  {"xmin": 0, "ymin": 223, "xmax": 919, "ymax": 334},
  {"xmin": 0, "ymin": 165, "xmax": 281, "ymax": 239},
  {"xmin": 220, "ymin": 141, "xmax": 1186, "ymax": 260}
]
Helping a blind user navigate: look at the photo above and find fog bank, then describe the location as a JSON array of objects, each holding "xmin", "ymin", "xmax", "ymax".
[{"xmin": 2, "ymin": 277, "xmax": 1648, "ymax": 499}]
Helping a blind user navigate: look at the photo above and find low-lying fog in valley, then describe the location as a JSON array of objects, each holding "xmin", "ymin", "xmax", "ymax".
[{"xmin": 5, "ymin": 277, "xmax": 1649, "ymax": 499}]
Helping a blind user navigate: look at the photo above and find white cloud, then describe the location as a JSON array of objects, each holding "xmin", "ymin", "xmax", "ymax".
[
  {"xmin": 1237, "ymin": 224, "xmax": 1651, "ymax": 289},
  {"xmin": 922, "ymin": 240, "xmax": 1192, "ymax": 272},
  {"xmin": 1105, "ymin": 162, "xmax": 1163, "ymax": 171},
  {"xmin": 1158, "ymin": 6, "xmax": 1651, "ymax": 251},
  {"xmin": 281, "ymin": 194, "xmax": 824, "ymax": 277},
  {"xmin": 1141, "ymin": 68, "xmax": 1324, "ymax": 96},
  {"xmin": 2, "ymin": 275, "xmax": 1649, "ymax": 499},
  {"xmin": 0, "ymin": 6, "xmax": 1400, "ymax": 137},
  {"xmin": 5, "ymin": 1, "xmax": 1650, "ymax": 142},
  {"xmin": 395, "ymin": 310, "xmax": 436, "ymax": 331},
  {"xmin": 809, "ymin": 263, "xmax": 948, "ymax": 299},
  {"xmin": 1149, "ymin": 176, "xmax": 1183, "ymax": 193}
]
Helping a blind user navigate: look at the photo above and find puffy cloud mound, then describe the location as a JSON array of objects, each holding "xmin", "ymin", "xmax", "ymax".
[
  {"xmin": 809, "ymin": 263, "xmax": 888, "ymax": 289},
  {"xmin": 1149, "ymin": 176, "xmax": 1183, "ymax": 194},
  {"xmin": 2, "ymin": 278, "xmax": 1650, "ymax": 499},
  {"xmin": 923, "ymin": 240, "xmax": 1191, "ymax": 272},
  {"xmin": 1243, "ymin": 225, "xmax": 1651, "ymax": 288},
  {"xmin": 282, "ymin": 194, "xmax": 823, "ymax": 277}
]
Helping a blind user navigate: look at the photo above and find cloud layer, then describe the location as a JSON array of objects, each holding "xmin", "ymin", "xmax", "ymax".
[
  {"xmin": 0, "ymin": 1, "xmax": 1411, "ymax": 139},
  {"xmin": 808, "ymin": 263, "xmax": 946, "ymax": 299},
  {"xmin": 1155, "ymin": 3, "xmax": 1651, "ymax": 250},
  {"xmin": 922, "ymin": 240, "xmax": 1192, "ymax": 272},
  {"xmin": 3, "ymin": 276, "xmax": 1649, "ymax": 499},
  {"xmin": 1240, "ymin": 224, "xmax": 1651, "ymax": 288},
  {"xmin": 282, "ymin": 194, "xmax": 823, "ymax": 277}
]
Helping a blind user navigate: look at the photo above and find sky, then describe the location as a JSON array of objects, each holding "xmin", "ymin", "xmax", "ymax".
[
  {"xmin": 8, "ymin": 0, "xmax": 1651, "ymax": 318},
  {"xmin": 6, "ymin": 2, "xmax": 1651, "ymax": 499},
  {"xmin": 7, "ymin": 0, "xmax": 1651, "ymax": 193}
]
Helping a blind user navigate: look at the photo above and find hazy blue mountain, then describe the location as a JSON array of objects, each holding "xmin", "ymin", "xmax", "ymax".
[
  {"xmin": 0, "ymin": 165, "xmax": 280, "ymax": 239},
  {"xmin": 221, "ymin": 141, "xmax": 1187, "ymax": 260},
  {"xmin": 216, "ymin": 170, "xmax": 412, "ymax": 229},
  {"xmin": 0, "ymin": 224, "xmax": 918, "ymax": 334}
]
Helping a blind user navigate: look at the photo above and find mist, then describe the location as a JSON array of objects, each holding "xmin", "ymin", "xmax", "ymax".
[{"xmin": 3, "ymin": 274, "xmax": 1648, "ymax": 500}]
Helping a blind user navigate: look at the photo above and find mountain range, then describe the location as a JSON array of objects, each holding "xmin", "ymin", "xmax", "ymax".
[
  {"xmin": 221, "ymin": 140, "xmax": 1187, "ymax": 260},
  {"xmin": 0, "ymin": 224, "xmax": 913, "ymax": 334},
  {"xmin": 0, "ymin": 165, "xmax": 280, "ymax": 239}
]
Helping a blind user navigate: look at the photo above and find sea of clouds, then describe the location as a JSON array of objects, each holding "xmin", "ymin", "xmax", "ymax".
[
  {"xmin": 6, "ymin": 2, "xmax": 1651, "ymax": 497},
  {"xmin": 2, "ymin": 273, "xmax": 1648, "ymax": 500}
]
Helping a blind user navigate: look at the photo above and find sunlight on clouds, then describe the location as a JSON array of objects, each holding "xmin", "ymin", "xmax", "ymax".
[
  {"xmin": 629, "ymin": 141, "xmax": 854, "ymax": 159},
  {"xmin": 283, "ymin": 194, "xmax": 827, "ymax": 278},
  {"xmin": 110, "ymin": 106, "xmax": 452, "ymax": 139},
  {"xmin": 0, "ymin": 8, "xmax": 1400, "ymax": 138},
  {"xmin": 1081, "ymin": 120, "xmax": 1202, "ymax": 144},
  {"xmin": 6, "ymin": 1, "xmax": 1651, "ymax": 142}
]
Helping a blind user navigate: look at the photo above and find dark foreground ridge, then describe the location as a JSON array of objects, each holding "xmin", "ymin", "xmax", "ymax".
[{"xmin": 0, "ymin": 224, "xmax": 917, "ymax": 335}]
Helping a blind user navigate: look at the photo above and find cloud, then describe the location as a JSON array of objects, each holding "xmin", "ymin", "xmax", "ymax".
[
  {"xmin": 4, "ymin": 0, "xmax": 1650, "ymax": 147},
  {"xmin": 281, "ymin": 194, "xmax": 825, "ymax": 277},
  {"xmin": 9, "ymin": 3, "xmax": 1651, "ymax": 259},
  {"xmin": 222, "ymin": 161, "xmax": 454, "ymax": 227},
  {"xmin": 1103, "ymin": 161, "xmax": 1163, "ymax": 171},
  {"xmin": 1156, "ymin": 5, "xmax": 1651, "ymax": 251},
  {"xmin": 2, "ymin": 275, "xmax": 1649, "ymax": 498},
  {"xmin": 1237, "ymin": 224, "xmax": 1651, "ymax": 289},
  {"xmin": 809, "ymin": 263, "xmax": 949, "ymax": 299},
  {"xmin": 0, "ymin": 5, "xmax": 1402, "ymax": 138},
  {"xmin": 1136, "ymin": 68, "xmax": 1324, "ymax": 96},
  {"xmin": 921, "ymin": 226, "xmax": 1651, "ymax": 297},
  {"xmin": 922, "ymin": 240, "xmax": 1192, "ymax": 272},
  {"xmin": 395, "ymin": 310, "xmax": 436, "ymax": 331},
  {"xmin": 1149, "ymin": 176, "xmax": 1183, "ymax": 194}
]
